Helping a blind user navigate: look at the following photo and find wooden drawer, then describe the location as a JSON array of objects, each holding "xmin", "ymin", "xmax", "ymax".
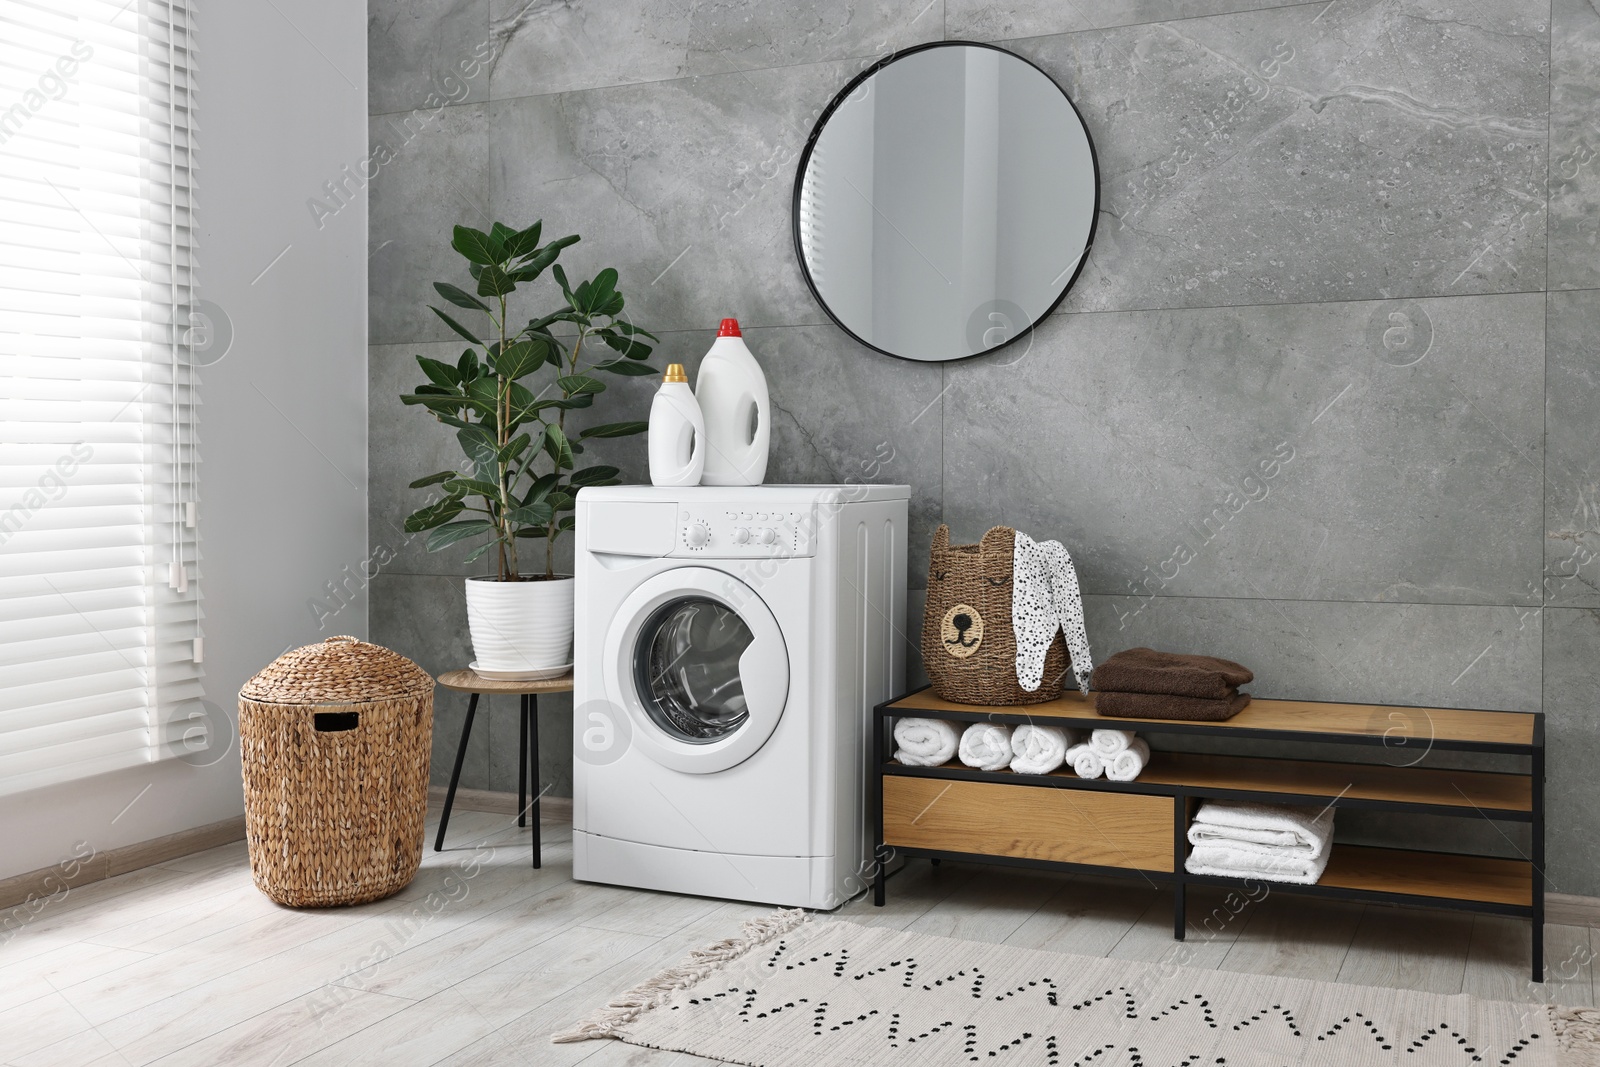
[{"xmin": 882, "ymin": 776, "xmax": 1173, "ymax": 873}]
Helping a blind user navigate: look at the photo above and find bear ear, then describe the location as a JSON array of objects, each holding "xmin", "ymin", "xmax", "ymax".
[
  {"xmin": 979, "ymin": 526, "xmax": 1015, "ymax": 558},
  {"xmin": 930, "ymin": 525, "xmax": 950, "ymax": 555}
]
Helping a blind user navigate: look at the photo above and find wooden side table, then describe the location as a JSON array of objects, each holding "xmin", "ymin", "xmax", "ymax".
[{"xmin": 435, "ymin": 669, "xmax": 574, "ymax": 869}]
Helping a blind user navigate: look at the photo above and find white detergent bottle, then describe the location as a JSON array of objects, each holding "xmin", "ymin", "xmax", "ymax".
[
  {"xmin": 695, "ymin": 318, "xmax": 769, "ymax": 485},
  {"xmin": 647, "ymin": 363, "xmax": 706, "ymax": 487}
]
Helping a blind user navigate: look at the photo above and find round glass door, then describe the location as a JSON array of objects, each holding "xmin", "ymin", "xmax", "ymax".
[{"xmin": 633, "ymin": 597, "xmax": 755, "ymax": 744}]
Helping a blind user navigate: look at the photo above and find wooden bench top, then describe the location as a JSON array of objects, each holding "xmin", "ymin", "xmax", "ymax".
[{"xmin": 886, "ymin": 688, "xmax": 1538, "ymax": 749}]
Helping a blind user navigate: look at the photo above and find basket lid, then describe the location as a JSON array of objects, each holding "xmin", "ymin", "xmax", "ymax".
[{"xmin": 239, "ymin": 636, "xmax": 433, "ymax": 705}]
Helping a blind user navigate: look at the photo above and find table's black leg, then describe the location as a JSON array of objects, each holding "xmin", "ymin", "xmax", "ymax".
[
  {"xmin": 1532, "ymin": 742, "xmax": 1546, "ymax": 983},
  {"xmin": 518, "ymin": 696, "xmax": 528, "ymax": 829},
  {"xmin": 1174, "ymin": 795, "xmax": 1188, "ymax": 940},
  {"xmin": 529, "ymin": 693, "xmax": 541, "ymax": 869},
  {"xmin": 434, "ymin": 692, "xmax": 478, "ymax": 852}
]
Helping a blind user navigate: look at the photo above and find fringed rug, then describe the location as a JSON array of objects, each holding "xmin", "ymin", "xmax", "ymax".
[{"xmin": 555, "ymin": 909, "xmax": 1600, "ymax": 1066}]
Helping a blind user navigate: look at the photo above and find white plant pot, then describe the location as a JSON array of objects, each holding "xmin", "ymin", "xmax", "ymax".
[{"xmin": 464, "ymin": 575, "xmax": 574, "ymax": 673}]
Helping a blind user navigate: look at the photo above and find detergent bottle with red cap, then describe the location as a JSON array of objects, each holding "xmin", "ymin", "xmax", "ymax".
[{"xmin": 694, "ymin": 317, "xmax": 770, "ymax": 485}]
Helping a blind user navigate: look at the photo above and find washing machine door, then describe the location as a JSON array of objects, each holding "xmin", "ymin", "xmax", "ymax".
[{"xmin": 604, "ymin": 567, "xmax": 789, "ymax": 774}]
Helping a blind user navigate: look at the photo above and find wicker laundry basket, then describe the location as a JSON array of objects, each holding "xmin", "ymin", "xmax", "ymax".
[{"xmin": 238, "ymin": 636, "xmax": 435, "ymax": 907}]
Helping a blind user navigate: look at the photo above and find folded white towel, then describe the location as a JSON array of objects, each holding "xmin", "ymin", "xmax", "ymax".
[
  {"xmin": 1105, "ymin": 738, "xmax": 1151, "ymax": 782},
  {"xmin": 958, "ymin": 723, "xmax": 1013, "ymax": 772},
  {"xmin": 1089, "ymin": 729, "xmax": 1137, "ymax": 757},
  {"xmin": 1185, "ymin": 844, "xmax": 1331, "ymax": 885},
  {"xmin": 1188, "ymin": 801, "xmax": 1334, "ymax": 860},
  {"xmin": 1066, "ymin": 742, "xmax": 1103, "ymax": 779},
  {"xmin": 1009, "ymin": 724, "xmax": 1072, "ymax": 775},
  {"xmin": 893, "ymin": 717, "xmax": 959, "ymax": 767}
]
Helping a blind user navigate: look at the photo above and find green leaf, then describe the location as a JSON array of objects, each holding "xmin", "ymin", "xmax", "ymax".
[
  {"xmin": 416, "ymin": 356, "xmax": 460, "ymax": 388},
  {"xmin": 404, "ymin": 496, "xmax": 464, "ymax": 533},
  {"xmin": 543, "ymin": 423, "xmax": 574, "ymax": 470},
  {"xmin": 498, "ymin": 433, "xmax": 531, "ymax": 466},
  {"xmin": 489, "ymin": 222, "xmax": 517, "ymax": 247},
  {"xmin": 399, "ymin": 393, "xmax": 465, "ymax": 419},
  {"xmin": 558, "ymin": 515, "xmax": 577, "ymax": 532},
  {"xmin": 452, "ymin": 225, "xmax": 506, "ymax": 266},
  {"xmin": 567, "ymin": 465, "xmax": 620, "ymax": 487},
  {"xmin": 408, "ymin": 471, "xmax": 457, "ymax": 489},
  {"xmin": 494, "ymin": 339, "xmax": 546, "ymax": 380},
  {"xmin": 505, "ymin": 502, "xmax": 555, "ymax": 526},
  {"xmin": 504, "ymin": 221, "xmax": 543, "ymax": 259},
  {"xmin": 434, "ymin": 282, "xmax": 489, "ymax": 312},
  {"xmin": 548, "ymin": 393, "xmax": 594, "ymax": 410},
  {"xmin": 594, "ymin": 292, "xmax": 624, "ymax": 318},
  {"xmin": 524, "ymin": 472, "xmax": 560, "ymax": 504},
  {"xmin": 523, "ymin": 235, "xmax": 580, "ymax": 283},
  {"xmin": 557, "ymin": 374, "xmax": 606, "ymax": 397},
  {"xmin": 476, "ymin": 264, "xmax": 516, "ymax": 298},
  {"xmin": 547, "ymin": 491, "xmax": 575, "ymax": 511},
  {"xmin": 577, "ymin": 420, "xmax": 649, "ymax": 440},
  {"xmin": 427, "ymin": 520, "xmax": 494, "ymax": 551},
  {"xmin": 430, "ymin": 306, "xmax": 483, "ymax": 346},
  {"xmin": 550, "ymin": 262, "xmax": 576, "ymax": 305},
  {"xmin": 598, "ymin": 331, "xmax": 652, "ymax": 360},
  {"xmin": 613, "ymin": 319, "xmax": 660, "ymax": 341},
  {"xmin": 457, "ymin": 349, "xmax": 480, "ymax": 381},
  {"xmin": 527, "ymin": 310, "xmax": 584, "ymax": 332},
  {"xmin": 446, "ymin": 477, "xmax": 503, "ymax": 499},
  {"xmin": 592, "ymin": 358, "xmax": 658, "ymax": 376},
  {"xmin": 457, "ymin": 424, "xmax": 499, "ymax": 471},
  {"xmin": 461, "ymin": 541, "xmax": 495, "ymax": 565}
]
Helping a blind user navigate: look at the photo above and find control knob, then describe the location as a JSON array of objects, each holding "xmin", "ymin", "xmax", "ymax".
[
  {"xmin": 731, "ymin": 527, "xmax": 750, "ymax": 544},
  {"xmin": 684, "ymin": 522, "xmax": 710, "ymax": 548},
  {"xmin": 758, "ymin": 527, "xmax": 778, "ymax": 545}
]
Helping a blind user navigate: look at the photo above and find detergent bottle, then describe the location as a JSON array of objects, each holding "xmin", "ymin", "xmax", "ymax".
[
  {"xmin": 647, "ymin": 363, "xmax": 706, "ymax": 487},
  {"xmin": 694, "ymin": 318, "xmax": 770, "ymax": 485}
]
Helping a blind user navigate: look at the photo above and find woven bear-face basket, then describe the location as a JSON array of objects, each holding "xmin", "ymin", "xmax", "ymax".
[
  {"xmin": 237, "ymin": 636, "xmax": 434, "ymax": 907},
  {"xmin": 921, "ymin": 525, "xmax": 1069, "ymax": 705}
]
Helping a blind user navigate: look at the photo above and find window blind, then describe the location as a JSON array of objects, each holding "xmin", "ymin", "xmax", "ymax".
[{"xmin": 0, "ymin": 0, "xmax": 203, "ymax": 795}]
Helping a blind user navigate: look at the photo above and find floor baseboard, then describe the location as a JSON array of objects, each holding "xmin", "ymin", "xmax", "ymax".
[
  {"xmin": 0, "ymin": 816, "xmax": 246, "ymax": 913},
  {"xmin": 1547, "ymin": 893, "xmax": 1600, "ymax": 928},
  {"xmin": 427, "ymin": 785, "xmax": 573, "ymax": 822}
]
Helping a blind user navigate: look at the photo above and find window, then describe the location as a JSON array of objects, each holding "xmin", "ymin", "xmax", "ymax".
[{"xmin": 0, "ymin": 0, "xmax": 202, "ymax": 794}]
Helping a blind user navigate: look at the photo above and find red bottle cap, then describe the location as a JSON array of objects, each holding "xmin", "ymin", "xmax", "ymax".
[{"xmin": 717, "ymin": 317, "xmax": 741, "ymax": 337}]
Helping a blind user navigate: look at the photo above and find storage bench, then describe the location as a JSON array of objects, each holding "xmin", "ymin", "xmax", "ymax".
[{"xmin": 871, "ymin": 687, "xmax": 1545, "ymax": 981}]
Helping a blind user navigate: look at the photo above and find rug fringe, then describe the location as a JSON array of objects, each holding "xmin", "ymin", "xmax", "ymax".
[
  {"xmin": 1553, "ymin": 1006, "xmax": 1600, "ymax": 1067},
  {"xmin": 551, "ymin": 907, "xmax": 811, "ymax": 1044}
]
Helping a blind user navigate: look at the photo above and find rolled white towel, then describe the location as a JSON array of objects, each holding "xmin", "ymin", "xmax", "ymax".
[
  {"xmin": 1105, "ymin": 738, "xmax": 1151, "ymax": 782},
  {"xmin": 1187, "ymin": 801, "xmax": 1334, "ymax": 860},
  {"xmin": 1090, "ymin": 728, "xmax": 1137, "ymax": 757},
  {"xmin": 1185, "ymin": 844, "xmax": 1331, "ymax": 886},
  {"xmin": 1066, "ymin": 742, "xmax": 1103, "ymax": 779},
  {"xmin": 893, "ymin": 717, "xmax": 959, "ymax": 767},
  {"xmin": 1009, "ymin": 724, "xmax": 1072, "ymax": 775},
  {"xmin": 957, "ymin": 723, "xmax": 1013, "ymax": 772}
]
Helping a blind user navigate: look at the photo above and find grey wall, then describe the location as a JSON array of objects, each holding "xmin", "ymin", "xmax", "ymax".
[{"xmin": 367, "ymin": 1, "xmax": 1600, "ymax": 893}]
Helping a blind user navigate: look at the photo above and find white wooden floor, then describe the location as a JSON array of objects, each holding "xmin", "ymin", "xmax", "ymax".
[{"xmin": 2, "ymin": 810, "xmax": 1592, "ymax": 1067}]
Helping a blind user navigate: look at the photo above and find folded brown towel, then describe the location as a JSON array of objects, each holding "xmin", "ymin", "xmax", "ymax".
[
  {"xmin": 1096, "ymin": 690, "xmax": 1252, "ymax": 722},
  {"xmin": 1091, "ymin": 647, "xmax": 1254, "ymax": 700}
]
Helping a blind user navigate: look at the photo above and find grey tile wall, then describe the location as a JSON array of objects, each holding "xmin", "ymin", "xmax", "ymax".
[{"xmin": 369, "ymin": 0, "xmax": 1600, "ymax": 891}]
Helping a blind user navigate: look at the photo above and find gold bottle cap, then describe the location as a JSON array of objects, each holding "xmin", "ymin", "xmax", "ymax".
[{"xmin": 663, "ymin": 363, "xmax": 688, "ymax": 383}]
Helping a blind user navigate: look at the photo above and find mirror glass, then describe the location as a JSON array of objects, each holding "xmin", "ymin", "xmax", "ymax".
[{"xmin": 794, "ymin": 43, "xmax": 1098, "ymax": 362}]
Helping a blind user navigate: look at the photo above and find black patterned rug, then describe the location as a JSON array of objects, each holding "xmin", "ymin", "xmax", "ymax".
[{"xmin": 555, "ymin": 909, "xmax": 1600, "ymax": 1066}]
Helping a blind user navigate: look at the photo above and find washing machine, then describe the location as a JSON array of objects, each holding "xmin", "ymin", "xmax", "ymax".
[{"xmin": 572, "ymin": 484, "xmax": 908, "ymax": 910}]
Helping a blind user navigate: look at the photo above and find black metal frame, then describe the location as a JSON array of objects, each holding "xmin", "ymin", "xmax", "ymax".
[
  {"xmin": 435, "ymin": 692, "xmax": 544, "ymax": 869},
  {"xmin": 872, "ymin": 688, "xmax": 1547, "ymax": 981},
  {"xmin": 790, "ymin": 39, "xmax": 1102, "ymax": 366}
]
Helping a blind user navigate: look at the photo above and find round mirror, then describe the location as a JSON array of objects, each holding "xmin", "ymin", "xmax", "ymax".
[{"xmin": 793, "ymin": 42, "xmax": 1099, "ymax": 363}]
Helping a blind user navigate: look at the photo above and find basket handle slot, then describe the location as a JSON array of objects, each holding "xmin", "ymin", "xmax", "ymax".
[{"xmin": 313, "ymin": 711, "xmax": 360, "ymax": 733}]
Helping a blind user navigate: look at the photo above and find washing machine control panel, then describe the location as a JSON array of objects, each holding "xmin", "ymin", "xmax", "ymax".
[{"xmin": 672, "ymin": 504, "xmax": 816, "ymax": 557}]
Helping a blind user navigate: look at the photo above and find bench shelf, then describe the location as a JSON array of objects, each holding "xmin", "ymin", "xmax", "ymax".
[{"xmin": 871, "ymin": 686, "xmax": 1546, "ymax": 981}]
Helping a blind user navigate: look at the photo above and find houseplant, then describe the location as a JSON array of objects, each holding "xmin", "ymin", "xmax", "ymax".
[{"xmin": 400, "ymin": 221, "xmax": 657, "ymax": 673}]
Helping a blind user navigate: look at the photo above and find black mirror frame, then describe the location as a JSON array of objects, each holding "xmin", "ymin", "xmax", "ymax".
[{"xmin": 790, "ymin": 40, "xmax": 1102, "ymax": 364}]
